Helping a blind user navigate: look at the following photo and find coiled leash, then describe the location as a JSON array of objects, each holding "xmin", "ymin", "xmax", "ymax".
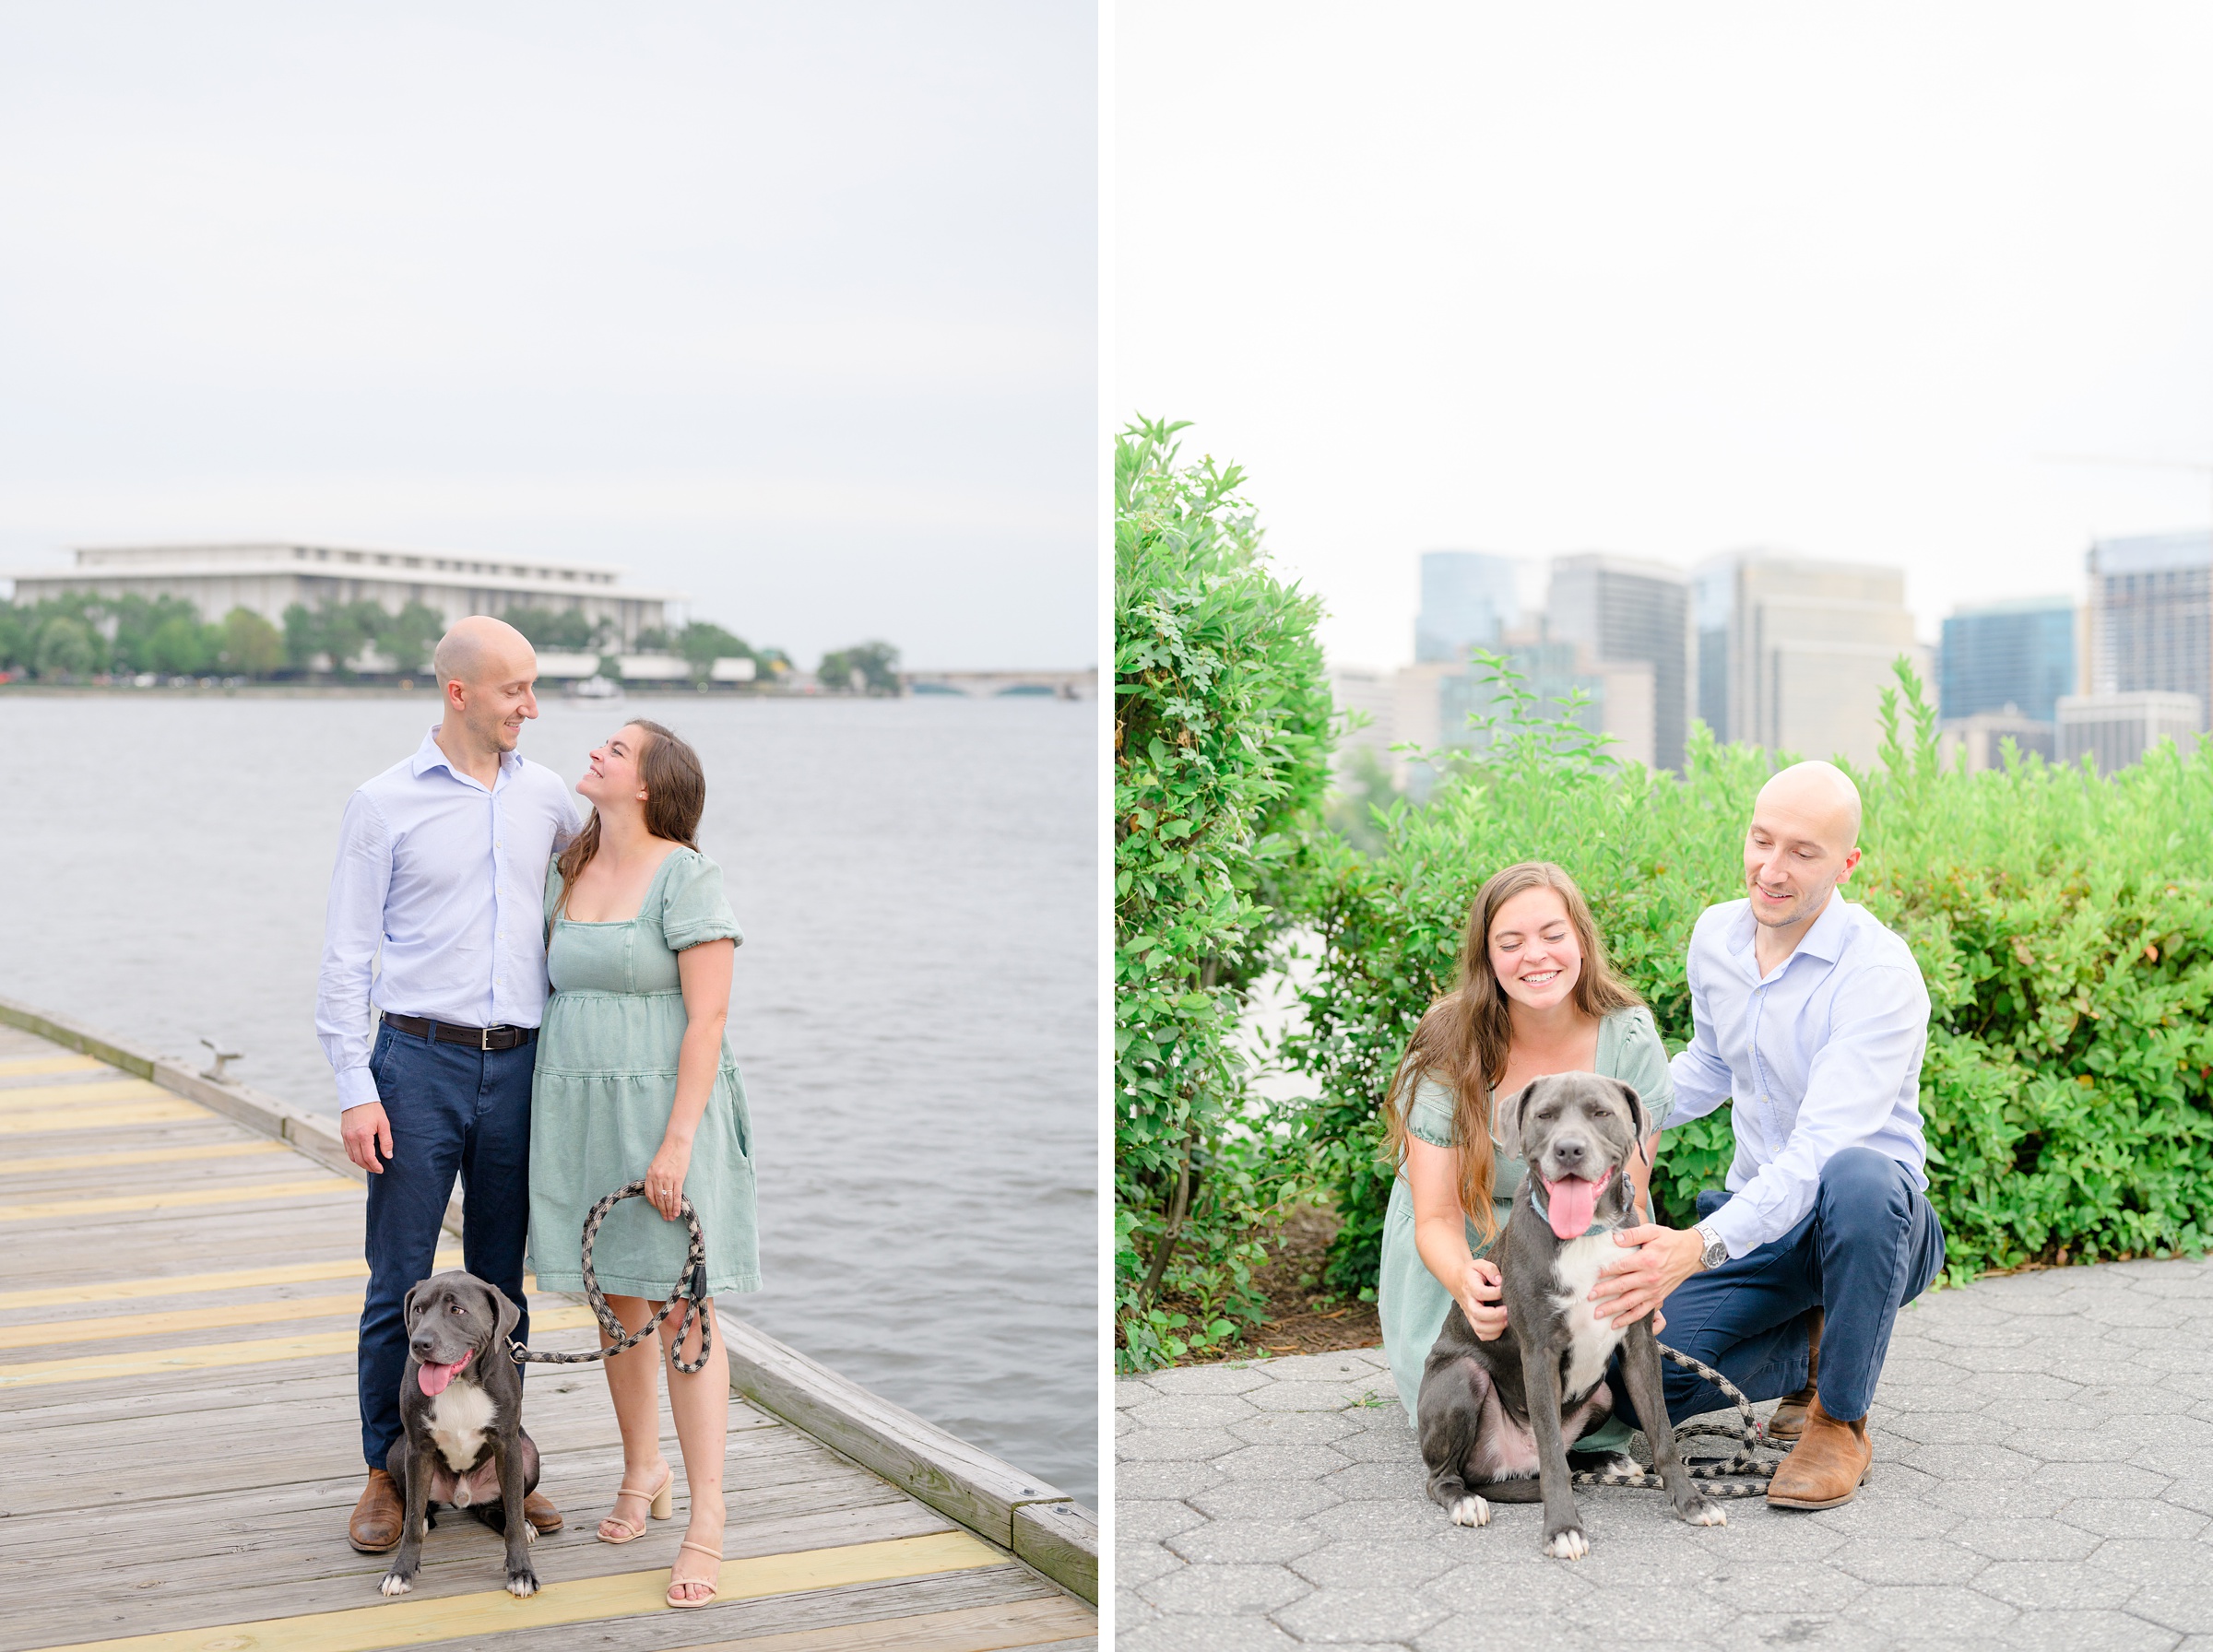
[
  {"xmin": 1564, "ymin": 1342, "xmax": 1788, "ymax": 1498},
  {"xmin": 506, "ymin": 1180, "xmax": 715, "ymax": 1375}
]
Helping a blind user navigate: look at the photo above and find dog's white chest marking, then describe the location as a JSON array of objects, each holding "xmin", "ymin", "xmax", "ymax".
[
  {"xmin": 424, "ymin": 1381, "xmax": 497, "ymax": 1474},
  {"xmin": 1551, "ymin": 1235, "xmax": 1627, "ymax": 1399}
]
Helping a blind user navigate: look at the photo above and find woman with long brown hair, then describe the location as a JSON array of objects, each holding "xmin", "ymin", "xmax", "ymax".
[
  {"xmin": 527, "ymin": 719, "xmax": 758, "ymax": 1610},
  {"xmin": 1375, "ymin": 861, "xmax": 1675, "ymax": 1459}
]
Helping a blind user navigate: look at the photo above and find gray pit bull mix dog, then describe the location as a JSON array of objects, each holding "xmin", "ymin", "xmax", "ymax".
[
  {"xmin": 379, "ymin": 1270, "xmax": 542, "ymax": 1599},
  {"xmin": 1417, "ymin": 1072, "xmax": 1724, "ymax": 1558}
]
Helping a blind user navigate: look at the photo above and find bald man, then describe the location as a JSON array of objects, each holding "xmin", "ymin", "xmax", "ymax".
[
  {"xmin": 316, "ymin": 617, "xmax": 579, "ymax": 1552},
  {"xmin": 1586, "ymin": 761, "xmax": 1945, "ymax": 1510}
]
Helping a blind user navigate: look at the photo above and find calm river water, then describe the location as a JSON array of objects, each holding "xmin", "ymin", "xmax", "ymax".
[{"xmin": 0, "ymin": 691, "xmax": 1097, "ymax": 1506}]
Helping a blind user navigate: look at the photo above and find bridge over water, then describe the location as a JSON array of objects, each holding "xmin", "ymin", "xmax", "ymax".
[{"xmin": 900, "ymin": 670, "xmax": 1095, "ymax": 701}]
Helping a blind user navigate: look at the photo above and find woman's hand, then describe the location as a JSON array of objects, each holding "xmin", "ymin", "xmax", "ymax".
[
  {"xmin": 1457, "ymin": 1256, "xmax": 1508, "ymax": 1341},
  {"xmin": 644, "ymin": 1139, "xmax": 692, "ymax": 1221}
]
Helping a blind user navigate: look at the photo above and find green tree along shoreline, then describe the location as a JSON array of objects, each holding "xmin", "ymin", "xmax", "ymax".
[
  {"xmin": 1115, "ymin": 422, "xmax": 2213, "ymax": 1374},
  {"xmin": 0, "ymin": 591, "xmax": 893, "ymax": 693}
]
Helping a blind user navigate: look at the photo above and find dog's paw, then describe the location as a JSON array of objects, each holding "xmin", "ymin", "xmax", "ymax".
[
  {"xmin": 524, "ymin": 1520, "xmax": 538, "ymax": 1545},
  {"xmin": 506, "ymin": 1566, "xmax": 539, "ymax": 1599},
  {"xmin": 1544, "ymin": 1526, "xmax": 1589, "ymax": 1560},
  {"xmin": 1449, "ymin": 1494, "xmax": 1491, "ymax": 1528},
  {"xmin": 378, "ymin": 1572, "xmax": 412, "ymax": 1597},
  {"xmin": 1682, "ymin": 1496, "xmax": 1727, "ymax": 1527}
]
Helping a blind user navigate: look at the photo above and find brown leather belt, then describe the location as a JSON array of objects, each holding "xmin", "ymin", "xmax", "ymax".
[{"xmin": 381, "ymin": 1011, "xmax": 538, "ymax": 1052}]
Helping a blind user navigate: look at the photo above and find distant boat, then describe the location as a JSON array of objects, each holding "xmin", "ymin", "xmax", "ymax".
[{"xmin": 567, "ymin": 676, "xmax": 622, "ymax": 701}]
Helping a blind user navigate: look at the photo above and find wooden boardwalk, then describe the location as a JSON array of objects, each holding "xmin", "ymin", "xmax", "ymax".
[{"xmin": 0, "ymin": 1018, "xmax": 1095, "ymax": 1652}]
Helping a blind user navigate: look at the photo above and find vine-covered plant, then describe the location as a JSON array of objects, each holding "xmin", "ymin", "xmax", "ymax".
[
  {"xmin": 1282, "ymin": 657, "xmax": 2213, "ymax": 1296},
  {"xmin": 1115, "ymin": 418, "xmax": 1332, "ymax": 1370}
]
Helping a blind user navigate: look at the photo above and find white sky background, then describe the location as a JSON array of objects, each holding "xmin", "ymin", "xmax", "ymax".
[
  {"xmin": 0, "ymin": 4, "xmax": 1095, "ymax": 670},
  {"xmin": 1115, "ymin": 4, "xmax": 2213, "ymax": 667}
]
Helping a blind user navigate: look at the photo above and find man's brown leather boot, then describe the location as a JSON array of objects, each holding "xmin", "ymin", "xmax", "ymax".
[
  {"xmin": 349, "ymin": 1468, "xmax": 404, "ymax": 1553},
  {"xmin": 1766, "ymin": 1397, "xmax": 1872, "ymax": 1509},
  {"xmin": 525, "ymin": 1491, "xmax": 564, "ymax": 1535},
  {"xmin": 1764, "ymin": 1310, "xmax": 1823, "ymax": 1441}
]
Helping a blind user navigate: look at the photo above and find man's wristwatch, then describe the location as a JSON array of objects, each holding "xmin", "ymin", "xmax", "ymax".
[{"xmin": 1694, "ymin": 1221, "xmax": 1729, "ymax": 1271}]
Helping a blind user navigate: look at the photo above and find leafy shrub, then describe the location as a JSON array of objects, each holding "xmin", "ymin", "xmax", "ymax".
[
  {"xmin": 1115, "ymin": 418, "xmax": 1333, "ymax": 1369},
  {"xmin": 1281, "ymin": 656, "xmax": 2213, "ymax": 1295}
]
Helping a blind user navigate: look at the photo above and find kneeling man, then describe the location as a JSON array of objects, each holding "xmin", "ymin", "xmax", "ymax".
[{"xmin": 1591, "ymin": 760, "xmax": 1946, "ymax": 1509}]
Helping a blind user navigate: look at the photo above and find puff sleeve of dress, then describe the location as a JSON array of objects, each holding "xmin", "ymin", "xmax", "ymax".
[
  {"xmin": 1610, "ymin": 1005, "xmax": 1678, "ymax": 1135},
  {"xmin": 659, "ymin": 850, "xmax": 745, "ymax": 952}
]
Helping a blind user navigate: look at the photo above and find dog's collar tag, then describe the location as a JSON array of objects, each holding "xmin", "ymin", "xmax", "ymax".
[{"xmin": 1527, "ymin": 1168, "xmax": 1624, "ymax": 1238}]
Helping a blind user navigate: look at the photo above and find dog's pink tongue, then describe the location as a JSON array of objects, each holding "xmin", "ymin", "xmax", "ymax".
[
  {"xmin": 1544, "ymin": 1176, "xmax": 1601, "ymax": 1240},
  {"xmin": 417, "ymin": 1350, "xmax": 470, "ymax": 1397}
]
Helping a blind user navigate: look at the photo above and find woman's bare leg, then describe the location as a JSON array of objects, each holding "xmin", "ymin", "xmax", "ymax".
[
  {"xmin": 598, "ymin": 1293, "xmax": 670, "ymax": 1540},
  {"xmin": 659, "ymin": 1297, "xmax": 728, "ymax": 1599}
]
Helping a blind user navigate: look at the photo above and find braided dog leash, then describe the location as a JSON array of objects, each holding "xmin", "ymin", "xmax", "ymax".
[
  {"xmin": 1567, "ymin": 1342, "xmax": 1789, "ymax": 1499},
  {"xmin": 507, "ymin": 1180, "xmax": 715, "ymax": 1375}
]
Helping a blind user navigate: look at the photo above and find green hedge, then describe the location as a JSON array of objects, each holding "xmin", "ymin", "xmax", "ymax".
[
  {"xmin": 1280, "ymin": 659, "xmax": 2213, "ymax": 1295},
  {"xmin": 1115, "ymin": 419, "xmax": 1333, "ymax": 1370}
]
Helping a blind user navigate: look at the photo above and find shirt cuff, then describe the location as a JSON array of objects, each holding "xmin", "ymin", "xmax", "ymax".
[
  {"xmin": 1704, "ymin": 1199, "xmax": 1762, "ymax": 1260},
  {"xmin": 336, "ymin": 1067, "xmax": 381, "ymax": 1112}
]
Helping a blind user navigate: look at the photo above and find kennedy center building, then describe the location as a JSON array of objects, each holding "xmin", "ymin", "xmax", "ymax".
[{"xmin": 6, "ymin": 542, "xmax": 684, "ymax": 650}]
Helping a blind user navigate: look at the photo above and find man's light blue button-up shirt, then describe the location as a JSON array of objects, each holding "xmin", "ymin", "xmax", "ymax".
[
  {"xmin": 316, "ymin": 728, "xmax": 580, "ymax": 1112},
  {"xmin": 1666, "ymin": 892, "xmax": 1932, "ymax": 1257}
]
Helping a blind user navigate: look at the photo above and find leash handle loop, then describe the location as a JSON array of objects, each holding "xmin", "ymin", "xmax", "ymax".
[
  {"xmin": 507, "ymin": 1179, "xmax": 715, "ymax": 1375},
  {"xmin": 1564, "ymin": 1339, "xmax": 1785, "ymax": 1499}
]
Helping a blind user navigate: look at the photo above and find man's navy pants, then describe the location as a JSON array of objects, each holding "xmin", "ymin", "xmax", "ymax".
[
  {"xmin": 357, "ymin": 1019, "xmax": 535, "ymax": 1470},
  {"xmin": 1611, "ymin": 1147, "xmax": 1946, "ymax": 1429}
]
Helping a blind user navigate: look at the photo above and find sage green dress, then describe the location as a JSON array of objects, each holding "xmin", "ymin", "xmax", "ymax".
[
  {"xmin": 1375, "ymin": 1005, "xmax": 1675, "ymax": 1438},
  {"xmin": 527, "ymin": 848, "xmax": 761, "ymax": 1300}
]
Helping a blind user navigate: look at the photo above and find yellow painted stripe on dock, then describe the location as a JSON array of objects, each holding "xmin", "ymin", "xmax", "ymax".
[
  {"xmin": 0, "ymin": 1272, "xmax": 540, "ymax": 1347},
  {"xmin": 0, "ymin": 1052, "xmax": 107, "ymax": 1078},
  {"xmin": 0, "ymin": 1253, "xmax": 463, "ymax": 1311},
  {"xmin": 0, "ymin": 1304, "xmax": 602, "ymax": 1386},
  {"xmin": 31, "ymin": 1530, "xmax": 1009, "ymax": 1652},
  {"xmin": 0, "ymin": 1177, "xmax": 360, "ymax": 1223},
  {"xmin": 0, "ymin": 1139, "xmax": 290, "ymax": 1174},
  {"xmin": 0, "ymin": 1098, "xmax": 208, "ymax": 1134},
  {"xmin": 0, "ymin": 1292, "xmax": 363, "ymax": 1349},
  {"xmin": 0, "ymin": 1077, "xmax": 170, "ymax": 1110}
]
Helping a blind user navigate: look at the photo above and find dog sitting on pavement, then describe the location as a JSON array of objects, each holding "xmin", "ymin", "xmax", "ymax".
[
  {"xmin": 1416, "ymin": 1072, "xmax": 1724, "ymax": 1558},
  {"xmin": 378, "ymin": 1270, "xmax": 542, "ymax": 1599}
]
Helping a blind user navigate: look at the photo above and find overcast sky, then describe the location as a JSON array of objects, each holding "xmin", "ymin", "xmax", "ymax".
[
  {"xmin": 0, "ymin": 3, "xmax": 1095, "ymax": 670},
  {"xmin": 1116, "ymin": 3, "xmax": 2213, "ymax": 667}
]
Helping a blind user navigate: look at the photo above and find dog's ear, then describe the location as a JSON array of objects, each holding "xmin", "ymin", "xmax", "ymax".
[
  {"xmin": 481, "ymin": 1280, "xmax": 521, "ymax": 1351},
  {"xmin": 1612, "ymin": 1080, "xmax": 1651, "ymax": 1144},
  {"xmin": 402, "ymin": 1280, "xmax": 430, "ymax": 1331},
  {"xmin": 1490, "ymin": 1076, "xmax": 1542, "ymax": 1153}
]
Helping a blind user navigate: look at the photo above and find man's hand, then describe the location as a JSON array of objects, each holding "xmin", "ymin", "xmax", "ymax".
[
  {"xmin": 1589, "ymin": 1223, "xmax": 1704, "ymax": 1329},
  {"xmin": 1458, "ymin": 1257, "xmax": 1508, "ymax": 1341},
  {"xmin": 343, "ymin": 1102, "xmax": 394, "ymax": 1174}
]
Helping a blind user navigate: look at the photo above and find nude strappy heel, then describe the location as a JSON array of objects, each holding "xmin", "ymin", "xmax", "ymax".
[
  {"xmin": 596, "ymin": 1466, "xmax": 673, "ymax": 1544},
  {"xmin": 667, "ymin": 1539, "xmax": 723, "ymax": 1608}
]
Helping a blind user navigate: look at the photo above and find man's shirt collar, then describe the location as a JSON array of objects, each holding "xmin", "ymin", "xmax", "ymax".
[
  {"xmin": 1724, "ymin": 887, "xmax": 1853, "ymax": 976},
  {"xmin": 409, "ymin": 726, "xmax": 520, "ymax": 787}
]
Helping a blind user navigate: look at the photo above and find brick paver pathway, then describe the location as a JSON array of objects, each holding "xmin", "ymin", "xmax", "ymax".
[{"xmin": 1115, "ymin": 1257, "xmax": 2213, "ymax": 1651}]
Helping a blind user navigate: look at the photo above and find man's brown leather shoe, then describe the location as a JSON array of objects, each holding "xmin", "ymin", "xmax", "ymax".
[
  {"xmin": 1767, "ymin": 1398, "xmax": 1872, "ymax": 1510},
  {"xmin": 525, "ymin": 1491, "xmax": 563, "ymax": 1535},
  {"xmin": 1764, "ymin": 1310, "xmax": 1824, "ymax": 1442},
  {"xmin": 349, "ymin": 1468, "xmax": 404, "ymax": 1553}
]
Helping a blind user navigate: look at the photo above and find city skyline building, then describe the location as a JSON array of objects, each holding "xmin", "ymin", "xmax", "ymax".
[
  {"xmin": 2058, "ymin": 690, "xmax": 2202, "ymax": 771},
  {"xmin": 1691, "ymin": 549, "xmax": 1923, "ymax": 768},
  {"xmin": 2084, "ymin": 531, "xmax": 2212, "ymax": 731},
  {"xmin": 1938, "ymin": 596, "xmax": 2075, "ymax": 724},
  {"xmin": 3, "ymin": 542, "xmax": 684, "ymax": 649},
  {"xmin": 1414, "ymin": 550, "xmax": 1521, "ymax": 664},
  {"xmin": 1547, "ymin": 552, "xmax": 1690, "ymax": 771}
]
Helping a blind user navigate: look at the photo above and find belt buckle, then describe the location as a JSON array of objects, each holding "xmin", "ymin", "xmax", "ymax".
[{"xmin": 480, "ymin": 1025, "xmax": 494, "ymax": 1052}]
